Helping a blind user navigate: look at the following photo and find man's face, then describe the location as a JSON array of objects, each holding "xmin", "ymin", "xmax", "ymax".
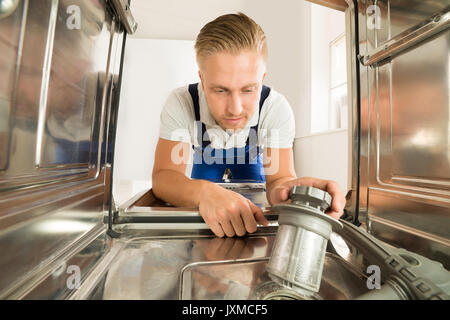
[{"xmin": 199, "ymin": 50, "xmax": 266, "ymax": 131}]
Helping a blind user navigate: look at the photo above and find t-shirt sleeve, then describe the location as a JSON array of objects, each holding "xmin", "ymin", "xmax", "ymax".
[
  {"xmin": 263, "ymin": 93, "xmax": 296, "ymax": 149},
  {"xmin": 158, "ymin": 89, "xmax": 192, "ymax": 144}
]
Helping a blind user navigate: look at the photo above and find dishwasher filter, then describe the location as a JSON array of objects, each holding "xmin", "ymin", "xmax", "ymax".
[{"xmin": 266, "ymin": 186, "xmax": 343, "ymax": 297}]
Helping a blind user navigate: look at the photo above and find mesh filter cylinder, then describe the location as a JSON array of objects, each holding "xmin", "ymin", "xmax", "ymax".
[{"xmin": 266, "ymin": 186, "xmax": 343, "ymax": 297}]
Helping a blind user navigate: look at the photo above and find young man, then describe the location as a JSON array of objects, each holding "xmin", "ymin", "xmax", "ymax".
[{"xmin": 152, "ymin": 13, "xmax": 345, "ymax": 238}]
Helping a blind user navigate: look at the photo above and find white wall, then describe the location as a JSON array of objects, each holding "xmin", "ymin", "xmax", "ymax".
[
  {"xmin": 245, "ymin": 1, "xmax": 313, "ymax": 138},
  {"xmin": 130, "ymin": 0, "xmax": 249, "ymax": 40},
  {"xmin": 113, "ymin": 39, "xmax": 199, "ymax": 194},
  {"xmin": 310, "ymin": 3, "xmax": 346, "ymax": 133},
  {"xmin": 294, "ymin": 129, "xmax": 348, "ymax": 193}
]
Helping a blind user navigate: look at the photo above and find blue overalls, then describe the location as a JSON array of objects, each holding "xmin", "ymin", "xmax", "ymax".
[{"xmin": 188, "ymin": 83, "xmax": 270, "ymax": 183}]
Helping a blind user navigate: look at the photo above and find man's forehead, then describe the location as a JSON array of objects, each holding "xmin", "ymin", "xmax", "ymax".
[
  {"xmin": 200, "ymin": 50, "xmax": 266, "ymax": 71},
  {"xmin": 200, "ymin": 52, "xmax": 265, "ymax": 86}
]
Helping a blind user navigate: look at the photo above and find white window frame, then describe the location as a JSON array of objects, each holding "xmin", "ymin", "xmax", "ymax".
[{"xmin": 328, "ymin": 33, "xmax": 348, "ymax": 130}]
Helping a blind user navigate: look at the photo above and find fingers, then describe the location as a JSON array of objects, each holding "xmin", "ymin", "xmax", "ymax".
[
  {"xmin": 326, "ymin": 210, "xmax": 342, "ymax": 220},
  {"xmin": 312, "ymin": 179, "xmax": 345, "ymax": 218},
  {"xmin": 201, "ymin": 211, "xmax": 225, "ymax": 238},
  {"xmin": 202, "ymin": 208, "xmax": 241, "ymax": 238},
  {"xmin": 278, "ymin": 177, "xmax": 346, "ymax": 219},
  {"xmin": 270, "ymin": 185, "xmax": 291, "ymax": 205},
  {"xmin": 232, "ymin": 199, "xmax": 269, "ymax": 236},
  {"xmin": 326, "ymin": 181, "xmax": 346, "ymax": 217},
  {"xmin": 209, "ymin": 221, "xmax": 226, "ymax": 238},
  {"xmin": 199, "ymin": 190, "xmax": 270, "ymax": 237},
  {"xmin": 219, "ymin": 218, "xmax": 236, "ymax": 238},
  {"xmin": 247, "ymin": 200, "xmax": 269, "ymax": 226},
  {"xmin": 227, "ymin": 206, "xmax": 248, "ymax": 237},
  {"xmin": 204, "ymin": 203, "xmax": 266, "ymax": 237},
  {"xmin": 217, "ymin": 198, "xmax": 262, "ymax": 237},
  {"xmin": 239, "ymin": 202, "xmax": 258, "ymax": 234}
]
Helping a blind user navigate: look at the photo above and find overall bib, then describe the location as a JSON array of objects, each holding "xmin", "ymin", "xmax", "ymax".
[{"xmin": 188, "ymin": 83, "xmax": 270, "ymax": 183}]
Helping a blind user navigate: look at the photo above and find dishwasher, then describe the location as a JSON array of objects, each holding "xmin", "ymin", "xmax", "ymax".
[{"xmin": 0, "ymin": 0, "xmax": 449, "ymax": 300}]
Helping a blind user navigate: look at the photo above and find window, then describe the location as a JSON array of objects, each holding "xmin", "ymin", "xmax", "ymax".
[{"xmin": 329, "ymin": 33, "xmax": 348, "ymax": 130}]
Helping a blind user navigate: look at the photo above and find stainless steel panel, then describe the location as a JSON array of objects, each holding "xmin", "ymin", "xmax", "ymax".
[
  {"xmin": 1, "ymin": 217, "xmax": 106, "ymax": 299},
  {"xmin": 38, "ymin": 0, "xmax": 106, "ymax": 168},
  {"xmin": 0, "ymin": 0, "xmax": 115, "ymax": 190},
  {"xmin": 377, "ymin": 33, "xmax": 450, "ymax": 183},
  {"xmin": 22, "ymin": 229, "xmax": 109, "ymax": 300},
  {"xmin": 4, "ymin": 0, "xmax": 52, "ymax": 175},
  {"xmin": 368, "ymin": 209, "xmax": 450, "ymax": 269},
  {"xmin": 0, "ymin": 0, "xmax": 26, "ymax": 171},
  {"xmin": 367, "ymin": 188, "xmax": 450, "ymax": 268},
  {"xmin": 0, "ymin": 0, "xmax": 125, "ymax": 299},
  {"xmin": 357, "ymin": 0, "xmax": 372, "ymax": 222},
  {"xmin": 364, "ymin": 0, "xmax": 449, "ymax": 49},
  {"xmin": 368, "ymin": 28, "xmax": 450, "ymax": 255},
  {"xmin": 362, "ymin": 9, "xmax": 450, "ymax": 66},
  {"xmin": 354, "ymin": 0, "xmax": 450, "ymax": 265},
  {"xmin": 388, "ymin": 0, "xmax": 449, "ymax": 42}
]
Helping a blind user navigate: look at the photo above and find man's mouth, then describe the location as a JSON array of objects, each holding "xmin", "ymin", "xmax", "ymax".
[{"xmin": 224, "ymin": 117, "xmax": 243, "ymax": 125}]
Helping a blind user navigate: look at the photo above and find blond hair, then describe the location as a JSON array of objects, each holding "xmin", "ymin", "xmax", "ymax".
[{"xmin": 195, "ymin": 12, "xmax": 268, "ymax": 67}]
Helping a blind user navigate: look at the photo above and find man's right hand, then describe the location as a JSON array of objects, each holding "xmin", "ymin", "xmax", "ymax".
[
  {"xmin": 152, "ymin": 139, "xmax": 269, "ymax": 237},
  {"xmin": 198, "ymin": 183, "xmax": 269, "ymax": 238}
]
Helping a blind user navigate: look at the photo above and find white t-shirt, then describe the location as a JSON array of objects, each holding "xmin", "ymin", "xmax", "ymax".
[{"xmin": 159, "ymin": 83, "xmax": 295, "ymax": 150}]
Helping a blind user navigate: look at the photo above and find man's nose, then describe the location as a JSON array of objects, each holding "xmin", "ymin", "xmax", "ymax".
[{"xmin": 227, "ymin": 92, "xmax": 243, "ymax": 116}]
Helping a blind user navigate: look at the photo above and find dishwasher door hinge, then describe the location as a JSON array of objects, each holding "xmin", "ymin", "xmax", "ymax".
[{"xmin": 105, "ymin": 0, "xmax": 137, "ymax": 34}]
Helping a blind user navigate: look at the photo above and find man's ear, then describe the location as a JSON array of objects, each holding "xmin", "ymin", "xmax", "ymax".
[{"xmin": 262, "ymin": 72, "xmax": 266, "ymax": 83}]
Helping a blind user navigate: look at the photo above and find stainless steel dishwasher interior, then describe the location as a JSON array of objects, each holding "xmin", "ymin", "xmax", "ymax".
[
  {"xmin": 1, "ymin": 0, "xmax": 449, "ymax": 301},
  {"xmin": 70, "ymin": 227, "xmax": 370, "ymax": 300},
  {"xmin": 74, "ymin": 183, "xmax": 447, "ymax": 300},
  {"xmin": 67, "ymin": 184, "xmax": 367, "ymax": 300}
]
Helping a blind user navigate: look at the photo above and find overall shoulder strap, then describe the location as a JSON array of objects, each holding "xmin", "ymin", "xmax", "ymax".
[
  {"xmin": 259, "ymin": 85, "xmax": 271, "ymax": 112},
  {"xmin": 188, "ymin": 83, "xmax": 201, "ymax": 121},
  {"xmin": 251, "ymin": 85, "xmax": 271, "ymax": 131},
  {"xmin": 247, "ymin": 85, "xmax": 271, "ymax": 147},
  {"xmin": 188, "ymin": 83, "xmax": 209, "ymax": 148}
]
